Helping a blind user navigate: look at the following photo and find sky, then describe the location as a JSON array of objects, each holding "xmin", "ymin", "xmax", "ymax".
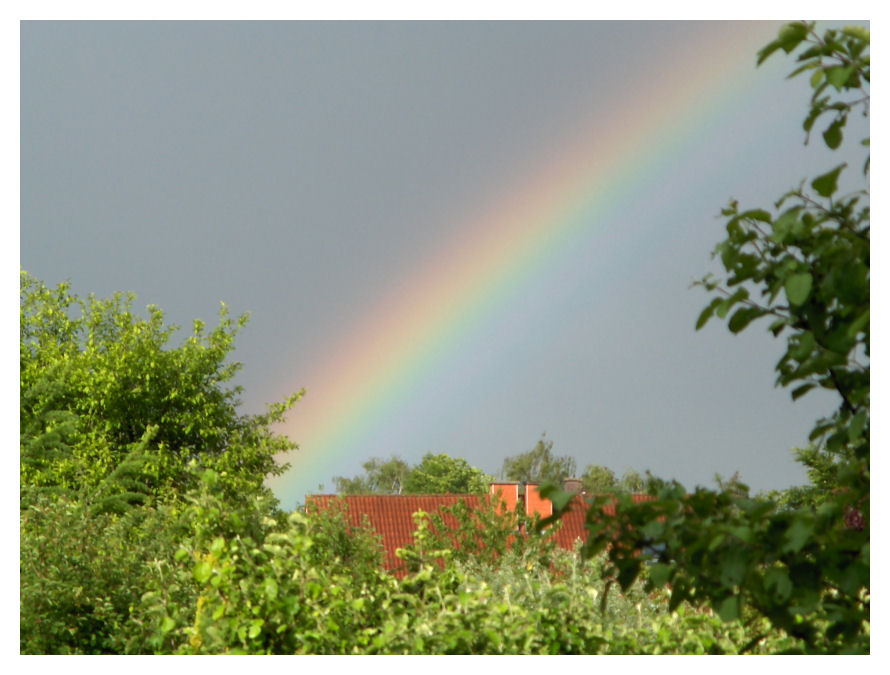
[{"xmin": 19, "ymin": 19, "xmax": 871, "ymax": 510}]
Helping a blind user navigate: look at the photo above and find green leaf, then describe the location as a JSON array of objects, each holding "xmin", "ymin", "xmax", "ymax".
[
  {"xmin": 617, "ymin": 561, "xmax": 640, "ymax": 591},
  {"xmin": 785, "ymin": 273, "xmax": 813, "ymax": 306},
  {"xmin": 640, "ymin": 518, "xmax": 664, "ymax": 540},
  {"xmin": 811, "ymin": 164, "xmax": 846, "ymax": 197},
  {"xmin": 809, "ymin": 68, "xmax": 825, "ymax": 88},
  {"xmin": 846, "ymin": 309, "xmax": 869, "ymax": 339},
  {"xmin": 791, "ymin": 383, "xmax": 816, "ymax": 401},
  {"xmin": 790, "ymin": 331, "xmax": 816, "ymax": 361},
  {"xmin": 778, "ymin": 23, "xmax": 809, "ymax": 54},
  {"xmin": 717, "ymin": 595, "xmax": 741, "ymax": 622},
  {"xmin": 716, "ymin": 288, "xmax": 749, "ymax": 318},
  {"xmin": 538, "ymin": 484, "xmax": 574, "ymax": 513},
  {"xmin": 787, "ymin": 61, "xmax": 819, "ymax": 79},
  {"xmin": 822, "ymin": 118, "xmax": 844, "ymax": 149},
  {"xmin": 264, "ymin": 577, "xmax": 279, "ymax": 602},
  {"xmin": 720, "ymin": 550, "xmax": 748, "ymax": 587},
  {"xmin": 740, "ymin": 208, "xmax": 772, "ymax": 223},
  {"xmin": 696, "ymin": 297, "xmax": 722, "ymax": 330},
  {"xmin": 193, "ymin": 561, "xmax": 213, "ymax": 584},
  {"xmin": 771, "ymin": 208, "xmax": 801, "ymax": 243},
  {"xmin": 648, "ymin": 563, "xmax": 673, "ymax": 588},
  {"xmin": 764, "ymin": 567, "xmax": 792, "ymax": 602},
  {"xmin": 825, "ymin": 65, "xmax": 855, "ymax": 90},
  {"xmin": 768, "ymin": 318, "xmax": 788, "ymax": 336},
  {"xmin": 756, "ymin": 40, "xmax": 783, "ymax": 66},
  {"xmin": 841, "ymin": 26, "xmax": 869, "ymax": 42},
  {"xmin": 248, "ymin": 619, "xmax": 264, "ymax": 639},
  {"xmin": 728, "ymin": 306, "xmax": 766, "ymax": 334},
  {"xmin": 848, "ymin": 411, "xmax": 867, "ymax": 441},
  {"xmin": 729, "ymin": 525, "xmax": 753, "ymax": 543},
  {"xmin": 783, "ymin": 517, "xmax": 814, "ymax": 553}
]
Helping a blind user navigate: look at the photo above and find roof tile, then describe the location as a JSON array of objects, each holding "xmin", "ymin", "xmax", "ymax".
[{"xmin": 306, "ymin": 491, "xmax": 655, "ymax": 577}]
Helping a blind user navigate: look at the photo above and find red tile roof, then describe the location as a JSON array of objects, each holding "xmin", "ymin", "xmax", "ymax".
[
  {"xmin": 306, "ymin": 494, "xmax": 485, "ymax": 575},
  {"xmin": 306, "ymin": 490, "xmax": 655, "ymax": 577},
  {"xmin": 550, "ymin": 493, "xmax": 655, "ymax": 551}
]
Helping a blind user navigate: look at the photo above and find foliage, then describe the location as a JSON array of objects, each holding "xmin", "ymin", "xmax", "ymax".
[
  {"xmin": 695, "ymin": 23, "xmax": 869, "ymax": 474},
  {"xmin": 397, "ymin": 492, "xmax": 557, "ymax": 571},
  {"xmin": 146, "ymin": 475, "xmax": 798, "ymax": 654},
  {"xmin": 332, "ymin": 455, "xmax": 411, "ymax": 494},
  {"xmin": 579, "ymin": 464, "xmax": 663, "ymax": 495},
  {"xmin": 133, "ymin": 469, "xmax": 392, "ymax": 654},
  {"xmin": 617, "ymin": 468, "xmax": 646, "ymax": 493},
  {"xmin": 22, "ymin": 450, "xmax": 807, "ymax": 654},
  {"xmin": 333, "ymin": 452, "xmax": 492, "ymax": 495},
  {"xmin": 23, "ymin": 456, "xmax": 795, "ymax": 654},
  {"xmin": 335, "ymin": 446, "xmax": 650, "ymax": 499},
  {"xmin": 20, "ymin": 493, "xmax": 175, "ymax": 654},
  {"xmin": 501, "ymin": 434, "xmax": 576, "ymax": 485},
  {"xmin": 301, "ymin": 497, "xmax": 386, "ymax": 582},
  {"xmin": 20, "ymin": 273, "xmax": 304, "ymax": 653},
  {"xmin": 20, "ymin": 271, "xmax": 302, "ymax": 505},
  {"xmin": 402, "ymin": 452, "xmax": 494, "ymax": 494},
  {"xmin": 541, "ymin": 21, "xmax": 869, "ymax": 654},
  {"xmin": 580, "ymin": 464, "xmax": 617, "ymax": 493}
]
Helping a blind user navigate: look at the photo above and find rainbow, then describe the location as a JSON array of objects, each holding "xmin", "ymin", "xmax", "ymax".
[{"xmin": 268, "ymin": 23, "xmax": 780, "ymax": 509}]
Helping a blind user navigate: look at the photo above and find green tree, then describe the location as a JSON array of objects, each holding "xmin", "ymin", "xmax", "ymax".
[
  {"xmin": 332, "ymin": 455, "xmax": 412, "ymax": 494},
  {"xmin": 20, "ymin": 273, "xmax": 304, "ymax": 653},
  {"xmin": 617, "ymin": 468, "xmax": 646, "ymax": 494},
  {"xmin": 580, "ymin": 464, "xmax": 663, "ymax": 495},
  {"xmin": 334, "ymin": 453, "xmax": 492, "ymax": 494},
  {"xmin": 402, "ymin": 452, "xmax": 494, "ymax": 494},
  {"xmin": 541, "ymin": 22, "xmax": 869, "ymax": 653},
  {"xmin": 20, "ymin": 271, "xmax": 302, "ymax": 505},
  {"xmin": 580, "ymin": 464, "xmax": 617, "ymax": 494},
  {"xmin": 502, "ymin": 434, "xmax": 576, "ymax": 485}
]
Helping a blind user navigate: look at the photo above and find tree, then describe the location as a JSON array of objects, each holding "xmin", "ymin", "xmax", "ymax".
[
  {"xmin": 617, "ymin": 469, "xmax": 646, "ymax": 494},
  {"xmin": 333, "ymin": 455, "xmax": 412, "ymax": 494},
  {"xmin": 541, "ymin": 22, "xmax": 869, "ymax": 653},
  {"xmin": 333, "ymin": 453, "xmax": 492, "ymax": 494},
  {"xmin": 402, "ymin": 452, "xmax": 494, "ymax": 494},
  {"xmin": 20, "ymin": 273, "xmax": 304, "ymax": 653},
  {"xmin": 20, "ymin": 271, "xmax": 302, "ymax": 505},
  {"xmin": 501, "ymin": 434, "xmax": 576, "ymax": 485},
  {"xmin": 580, "ymin": 464, "xmax": 617, "ymax": 494},
  {"xmin": 579, "ymin": 464, "xmax": 664, "ymax": 495}
]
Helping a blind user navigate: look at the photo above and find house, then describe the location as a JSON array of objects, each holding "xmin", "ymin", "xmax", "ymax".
[{"xmin": 305, "ymin": 481, "xmax": 654, "ymax": 577}]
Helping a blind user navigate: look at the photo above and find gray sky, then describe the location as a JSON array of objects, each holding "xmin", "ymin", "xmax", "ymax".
[{"xmin": 20, "ymin": 21, "xmax": 868, "ymax": 508}]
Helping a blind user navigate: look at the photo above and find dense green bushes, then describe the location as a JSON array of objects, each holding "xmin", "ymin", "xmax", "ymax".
[
  {"xmin": 119, "ymin": 474, "xmax": 804, "ymax": 654},
  {"xmin": 22, "ymin": 480, "xmax": 807, "ymax": 654},
  {"xmin": 21, "ymin": 432, "xmax": 804, "ymax": 654}
]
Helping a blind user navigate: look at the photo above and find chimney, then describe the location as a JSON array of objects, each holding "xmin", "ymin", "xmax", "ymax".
[
  {"xmin": 489, "ymin": 482, "xmax": 519, "ymax": 514},
  {"xmin": 524, "ymin": 483, "xmax": 553, "ymax": 519},
  {"xmin": 564, "ymin": 477, "xmax": 583, "ymax": 494}
]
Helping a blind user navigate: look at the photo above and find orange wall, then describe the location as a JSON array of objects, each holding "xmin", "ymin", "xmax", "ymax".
[
  {"xmin": 489, "ymin": 482, "xmax": 519, "ymax": 514},
  {"xmin": 524, "ymin": 484, "xmax": 553, "ymax": 519}
]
